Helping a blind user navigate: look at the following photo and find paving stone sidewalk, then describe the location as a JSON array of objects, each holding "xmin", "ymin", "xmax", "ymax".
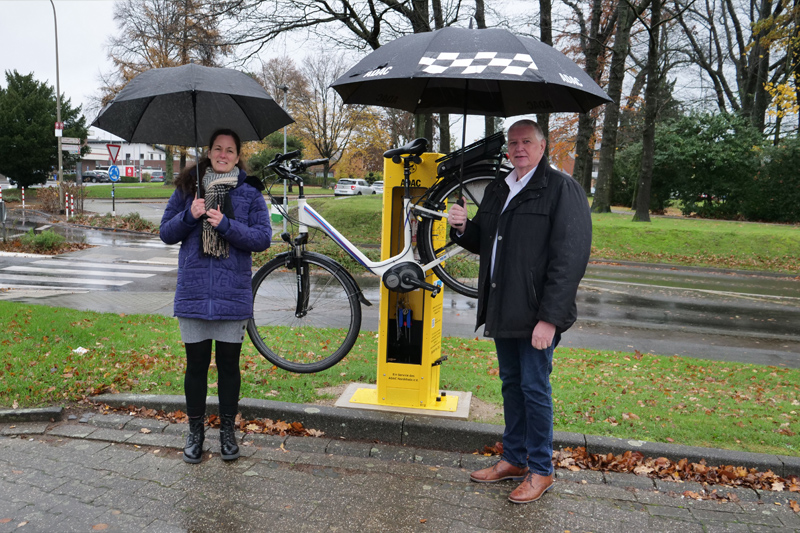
[{"xmin": 0, "ymin": 415, "xmax": 798, "ymax": 532}]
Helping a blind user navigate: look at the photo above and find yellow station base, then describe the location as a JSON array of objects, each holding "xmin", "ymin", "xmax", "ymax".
[{"xmin": 335, "ymin": 383, "xmax": 472, "ymax": 420}]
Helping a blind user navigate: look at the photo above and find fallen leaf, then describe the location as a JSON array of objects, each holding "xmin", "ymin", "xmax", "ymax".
[
  {"xmin": 140, "ymin": 428, "xmax": 151, "ymax": 434},
  {"xmin": 419, "ymin": 519, "xmax": 427, "ymax": 524},
  {"xmin": 11, "ymin": 400, "xmax": 18, "ymax": 409},
  {"xmin": 0, "ymin": 519, "xmax": 11, "ymax": 524},
  {"xmin": 18, "ymin": 522, "xmax": 28, "ymax": 527},
  {"xmin": 772, "ymin": 481, "xmax": 785, "ymax": 492},
  {"xmin": 92, "ymin": 525, "xmax": 109, "ymax": 531},
  {"xmin": 789, "ymin": 500, "xmax": 799, "ymax": 513}
]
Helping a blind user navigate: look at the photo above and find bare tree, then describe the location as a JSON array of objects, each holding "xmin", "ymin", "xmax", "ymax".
[
  {"xmin": 672, "ymin": 0, "xmax": 788, "ymax": 133},
  {"xmin": 563, "ymin": 0, "xmax": 619, "ymax": 194},
  {"xmin": 592, "ymin": 0, "xmax": 651, "ymax": 213},
  {"xmin": 293, "ymin": 52, "xmax": 369, "ymax": 186},
  {"xmin": 100, "ymin": 0, "xmax": 230, "ymax": 171}
]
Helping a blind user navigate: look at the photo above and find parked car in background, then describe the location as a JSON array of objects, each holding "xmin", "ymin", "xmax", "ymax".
[
  {"xmin": 146, "ymin": 170, "xmax": 166, "ymax": 182},
  {"xmin": 7, "ymin": 176, "xmax": 16, "ymax": 186},
  {"xmin": 82, "ymin": 170, "xmax": 111, "ymax": 183},
  {"xmin": 371, "ymin": 181, "xmax": 384, "ymax": 194},
  {"xmin": 334, "ymin": 178, "xmax": 374, "ymax": 196}
]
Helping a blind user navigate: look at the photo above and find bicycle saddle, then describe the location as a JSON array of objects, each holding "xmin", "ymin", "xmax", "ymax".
[{"xmin": 383, "ymin": 138, "xmax": 428, "ymax": 159}]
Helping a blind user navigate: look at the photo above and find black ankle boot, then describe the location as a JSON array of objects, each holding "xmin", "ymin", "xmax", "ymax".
[
  {"xmin": 182, "ymin": 417, "xmax": 205, "ymax": 464},
  {"xmin": 219, "ymin": 414, "xmax": 240, "ymax": 461}
]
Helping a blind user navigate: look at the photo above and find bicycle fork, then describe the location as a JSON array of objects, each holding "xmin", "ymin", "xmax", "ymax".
[{"xmin": 282, "ymin": 231, "xmax": 311, "ymax": 318}]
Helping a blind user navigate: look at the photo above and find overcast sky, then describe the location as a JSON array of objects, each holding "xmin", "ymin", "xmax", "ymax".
[{"xmin": 0, "ymin": 0, "xmax": 116, "ymax": 128}]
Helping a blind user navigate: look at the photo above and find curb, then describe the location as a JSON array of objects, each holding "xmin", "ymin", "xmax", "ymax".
[
  {"xmin": 0, "ymin": 406, "xmax": 63, "ymax": 423},
  {"xmin": 81, "ymin": 393, "xmax": 799, "ymax": 478}
]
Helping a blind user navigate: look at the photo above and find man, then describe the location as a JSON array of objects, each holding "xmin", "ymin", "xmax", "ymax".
[{"xmin": 448, "ymin": 119, "xmax": 592, "ymax": 504}]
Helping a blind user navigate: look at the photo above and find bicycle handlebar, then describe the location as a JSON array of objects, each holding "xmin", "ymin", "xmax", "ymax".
[{"xmin": 270, "ymin": 150, "xmax": 301, "ymax": 166}]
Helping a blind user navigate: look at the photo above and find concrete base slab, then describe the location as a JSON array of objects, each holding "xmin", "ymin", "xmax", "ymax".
[{"xmin": 334, "ymin": 382, "xmax": 471, "ymax": 420}]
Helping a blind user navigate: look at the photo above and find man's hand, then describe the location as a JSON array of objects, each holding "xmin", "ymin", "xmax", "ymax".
[
  {"xmin": 531, "ymin": 321, "xmax": 556, "ymax": 350},
  {"xmin": 447, "ymin": 200, "xmax": 468, "ymax": 232},
  {"xmin": 190, "ymin": 197, "xmax": 206, "ymax": 220}
]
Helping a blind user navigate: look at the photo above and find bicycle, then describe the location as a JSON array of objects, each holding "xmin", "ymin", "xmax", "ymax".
[{"xmin": 247, "ymin": 133, "xmax": 510, "ymax": 373}]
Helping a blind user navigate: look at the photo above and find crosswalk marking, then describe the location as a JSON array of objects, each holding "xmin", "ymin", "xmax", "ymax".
[
  {"xmin": 0, "ymin": 273, "xmax": 131, "ymax": 286},
  {"xmin": 2, "ymin": 266, "xmax": 156, "ymax": 278},
  {"xmin": 31, "ymin": 260, "xmax": 175, "ymax": 272},
  {"xmin": 0, "ymin": 283, "xmax": 102, "ymax": 291}
]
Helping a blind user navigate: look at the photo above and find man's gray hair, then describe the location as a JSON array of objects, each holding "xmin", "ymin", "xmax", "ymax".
[{"xmin": 508, "ymin": 119, "xmax": 545, "ymax": 141}]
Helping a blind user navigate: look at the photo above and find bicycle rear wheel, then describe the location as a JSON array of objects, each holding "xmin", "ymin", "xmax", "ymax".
[
  {"xmin": 417, "ymin": 166, "xmax": 509, "ymax": 299},
  {"xmin": 247, "ymin": 252, "xmax": 362, "ymax": 373}
]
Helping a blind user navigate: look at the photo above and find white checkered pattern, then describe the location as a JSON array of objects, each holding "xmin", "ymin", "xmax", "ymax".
[{"xmin": 418, "ymin": 52, "xmax": 538, "ymax": 75}]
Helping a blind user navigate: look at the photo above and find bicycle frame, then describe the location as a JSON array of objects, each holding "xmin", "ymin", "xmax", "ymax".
[{"xmin": 295, "ymin": 196, "xmax": 460, "ymax": 278}]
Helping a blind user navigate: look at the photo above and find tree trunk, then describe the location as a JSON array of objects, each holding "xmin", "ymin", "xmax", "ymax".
[
  {"xmin": 572, "ymin": 112, "xmax": 595, "ymax": 194},
  {"xmin": 484, "ymin": 116, "xmax": 498, "ymax": 138},
  {"xmin": 538, "ymin": 0, "xmax": 553, "ymax": 159},
  {"xmin": 439, "ymin": 113, "xmax": 450, "ymax": 153},
  {"xmin": 572, "ymin": 0, "xmax": 603, "ymax": 195},
  {"xmin": 633, "ymin": 0, "xmax": 662, "ymax": 223},
  {"xmin": 593, "ymin": 1, "xmax": 636, "ymax": 213}
]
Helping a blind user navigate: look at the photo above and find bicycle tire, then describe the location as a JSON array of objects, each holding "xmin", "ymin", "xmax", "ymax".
[
  {"xmin": 247, "ymin": 252, "xmax": 362, "ymax": 373},
  {"xmin": 417, "ymin": 165, "xmax": 510, "ymax": 299}
]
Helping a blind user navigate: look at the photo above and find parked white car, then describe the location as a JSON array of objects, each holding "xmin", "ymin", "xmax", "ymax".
[
  {"xmin": 371, "ymin": 181, "xmax": 384, "ymax": 194},
  {"xmin": 334, "ymin": 178, "xmax": 374, "ymax": 196}
]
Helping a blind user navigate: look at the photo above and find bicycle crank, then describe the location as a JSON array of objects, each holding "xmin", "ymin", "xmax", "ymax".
[{"xmin": 382, "ymin": 262, "xmax": 441, "ymax": 297}]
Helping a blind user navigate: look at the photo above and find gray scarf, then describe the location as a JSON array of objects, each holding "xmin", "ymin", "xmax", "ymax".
[{"xmin": 201, "ymin": 168, "xmax": 239, "ymax": 258}]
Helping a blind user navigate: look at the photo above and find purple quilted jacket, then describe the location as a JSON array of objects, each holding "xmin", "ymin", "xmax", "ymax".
[{"xmin": 159, "ymin": 169, "xmax": 272, "ymax": 320}]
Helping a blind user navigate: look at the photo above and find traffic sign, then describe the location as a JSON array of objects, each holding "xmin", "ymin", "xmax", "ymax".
[
  {"xmin": 107, "ymin": 144, "xmax": 121, "ymax": 163},
  {"xmin": 108, "ymin": 165, "xmax": 121, "ymax": 182},
  {"xmin": 63, "ymin": 147, "xmax": 81, "ymax": 155},
  {"xmin": 62, "ymin": 137, "xmax": 80, "ymax": 144}
]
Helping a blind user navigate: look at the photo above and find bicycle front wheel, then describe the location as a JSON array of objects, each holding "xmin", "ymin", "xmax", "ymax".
[
  {"xmin": 417, "ymin": 166, "xmax": 509, "ymax": 299},
  {"xmin": 247, "ymin": 252, "xmax": 362, "ymax": 373}
]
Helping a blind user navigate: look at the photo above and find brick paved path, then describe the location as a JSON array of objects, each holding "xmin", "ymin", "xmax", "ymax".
[{"xmin": 0, "ymin": 417, "xmax": 798, "ymax": 532}]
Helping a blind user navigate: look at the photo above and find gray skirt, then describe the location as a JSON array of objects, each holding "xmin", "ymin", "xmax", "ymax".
[{"xmin": 179, "ymin": 317, "xmax": 248, "ymax": 344}]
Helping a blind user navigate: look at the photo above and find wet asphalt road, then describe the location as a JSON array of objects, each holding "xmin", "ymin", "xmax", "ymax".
[{"xmin": 2, "ymin": 201, "xmax": 799, "ymax": 368}]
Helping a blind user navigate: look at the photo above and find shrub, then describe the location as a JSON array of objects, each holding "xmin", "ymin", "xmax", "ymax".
[
  {"xmin": 742, "ymin": 136, "xmax": 800, "ymax": 222},
  {"xmin": 19, "ymin": 229, "xmax": 65, "ymax": 252},
  {"xmin": 36, "ymin": 183, "xmax": 85, "ymax": 213}
]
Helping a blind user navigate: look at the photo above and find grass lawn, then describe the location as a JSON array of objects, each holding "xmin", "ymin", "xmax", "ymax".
[{"xmin": 1, "ymin": 301, "xmax": 797, "ymax": 457}]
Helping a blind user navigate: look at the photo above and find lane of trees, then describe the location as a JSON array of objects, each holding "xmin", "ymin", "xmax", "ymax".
[{"xmin": 2, "ymin": 0, "xmax": 798, "ymax": 222}]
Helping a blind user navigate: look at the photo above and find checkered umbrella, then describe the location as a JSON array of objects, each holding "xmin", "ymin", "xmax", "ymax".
[{"xmin": 331, "ymin": 26, "xmax": 611, "ymax": 116}]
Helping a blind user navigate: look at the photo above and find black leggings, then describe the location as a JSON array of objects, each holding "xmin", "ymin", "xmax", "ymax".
[{"xmin": 184, "ymin": 340, "xmax": 241, "ymax": 418}]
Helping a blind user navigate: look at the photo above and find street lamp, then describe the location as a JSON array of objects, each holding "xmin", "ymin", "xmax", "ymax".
[
  {"xmin": 278, "ymin": 85, "xmax": 289, "ymax": 232},
  {"xmin": 50, "ymin": 0, "xmax": 64, "ymax": 210}
]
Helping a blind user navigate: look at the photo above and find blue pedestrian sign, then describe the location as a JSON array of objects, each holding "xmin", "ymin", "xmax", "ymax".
[{"xmin": 108, "ymin": 165, "xmax": 120, "ymax": 182}]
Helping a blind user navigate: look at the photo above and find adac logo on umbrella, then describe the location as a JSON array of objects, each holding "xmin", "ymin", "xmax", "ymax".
[{"xmin": 364, "ymin": 65, "xmax": 393, "ymax": 78}]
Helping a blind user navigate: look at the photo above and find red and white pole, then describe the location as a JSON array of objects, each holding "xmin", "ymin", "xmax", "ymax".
[
  {"xmin": 0, "ymin": 186, "xmax": 3, "ymax": 202},
  {"xmin": 70, "ymin": 194, "xmax": 74, "ymax": 217},
  {"xmin": 65, "ymin": 192, "xmax": 69, "ymax": 218},
  {"xmin": 21, "ymin": 187, "xmax": 25, "ymax": 209}
]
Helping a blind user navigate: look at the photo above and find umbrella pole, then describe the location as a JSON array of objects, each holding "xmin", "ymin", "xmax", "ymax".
[
  {"xmin": 457, "ymin": 79, "xmax": 468, "ymax": 203},
  {"xmin": 193, "ymin": 91, "xmax": 201, "ymax": 196}
]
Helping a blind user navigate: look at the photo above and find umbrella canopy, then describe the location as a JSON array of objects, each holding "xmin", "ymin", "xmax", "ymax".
[
  {"xmin": 92, "ymin": 63, "xmax": 293, "ymax": 146},
  {"xmin": 331, "ymin": 26, "xmax": 611, "ymax": 116}
]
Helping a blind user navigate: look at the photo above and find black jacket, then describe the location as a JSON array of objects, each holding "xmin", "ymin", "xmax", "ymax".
[{"xmin": 452, "ymin": 159, "xmax": 592, "ymax": 338}]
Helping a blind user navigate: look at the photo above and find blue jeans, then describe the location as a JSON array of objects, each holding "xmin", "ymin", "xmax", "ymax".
[{"xmin": 495, "ymin": 335, "xmax": 560, "ymax": 476}]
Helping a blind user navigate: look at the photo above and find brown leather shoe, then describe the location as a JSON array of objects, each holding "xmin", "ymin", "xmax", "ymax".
[
  {"xmin": 508, "ymin": 472, "xmax": 554, "ymax": 504},
  {"xmin": 470, "ymin": 460, "xmax": 529, "ymax": 483}
]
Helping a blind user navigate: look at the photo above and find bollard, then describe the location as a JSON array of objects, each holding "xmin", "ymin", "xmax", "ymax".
[
  {"xmin": 0, "ymin": 186, "xmax": 3, "ymax": 202},
  {"xmin": 21, "ymin": 187, "xmax": 25, "ymax": 209},
  {"xmin": 65, "ymin": 192, "xmax": 69, "ymax": 219},
  {"xmin": 70, "ymin": 194, "xmax": 74, "ymax": 218}
]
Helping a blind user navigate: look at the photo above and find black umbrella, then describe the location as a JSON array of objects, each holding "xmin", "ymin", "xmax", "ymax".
[
  {"xmin": 93, "ymin": 63, "xmax": 294, "ymax": 191},
  {"xmin": 331, "ymin": 26, "xmax": 611, "ymax": 117}
]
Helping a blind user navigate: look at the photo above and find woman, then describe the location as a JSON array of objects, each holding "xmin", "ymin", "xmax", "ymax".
[{"xmin": 160, "ymin": 129, "xmax": 272, "ymax": 464}]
